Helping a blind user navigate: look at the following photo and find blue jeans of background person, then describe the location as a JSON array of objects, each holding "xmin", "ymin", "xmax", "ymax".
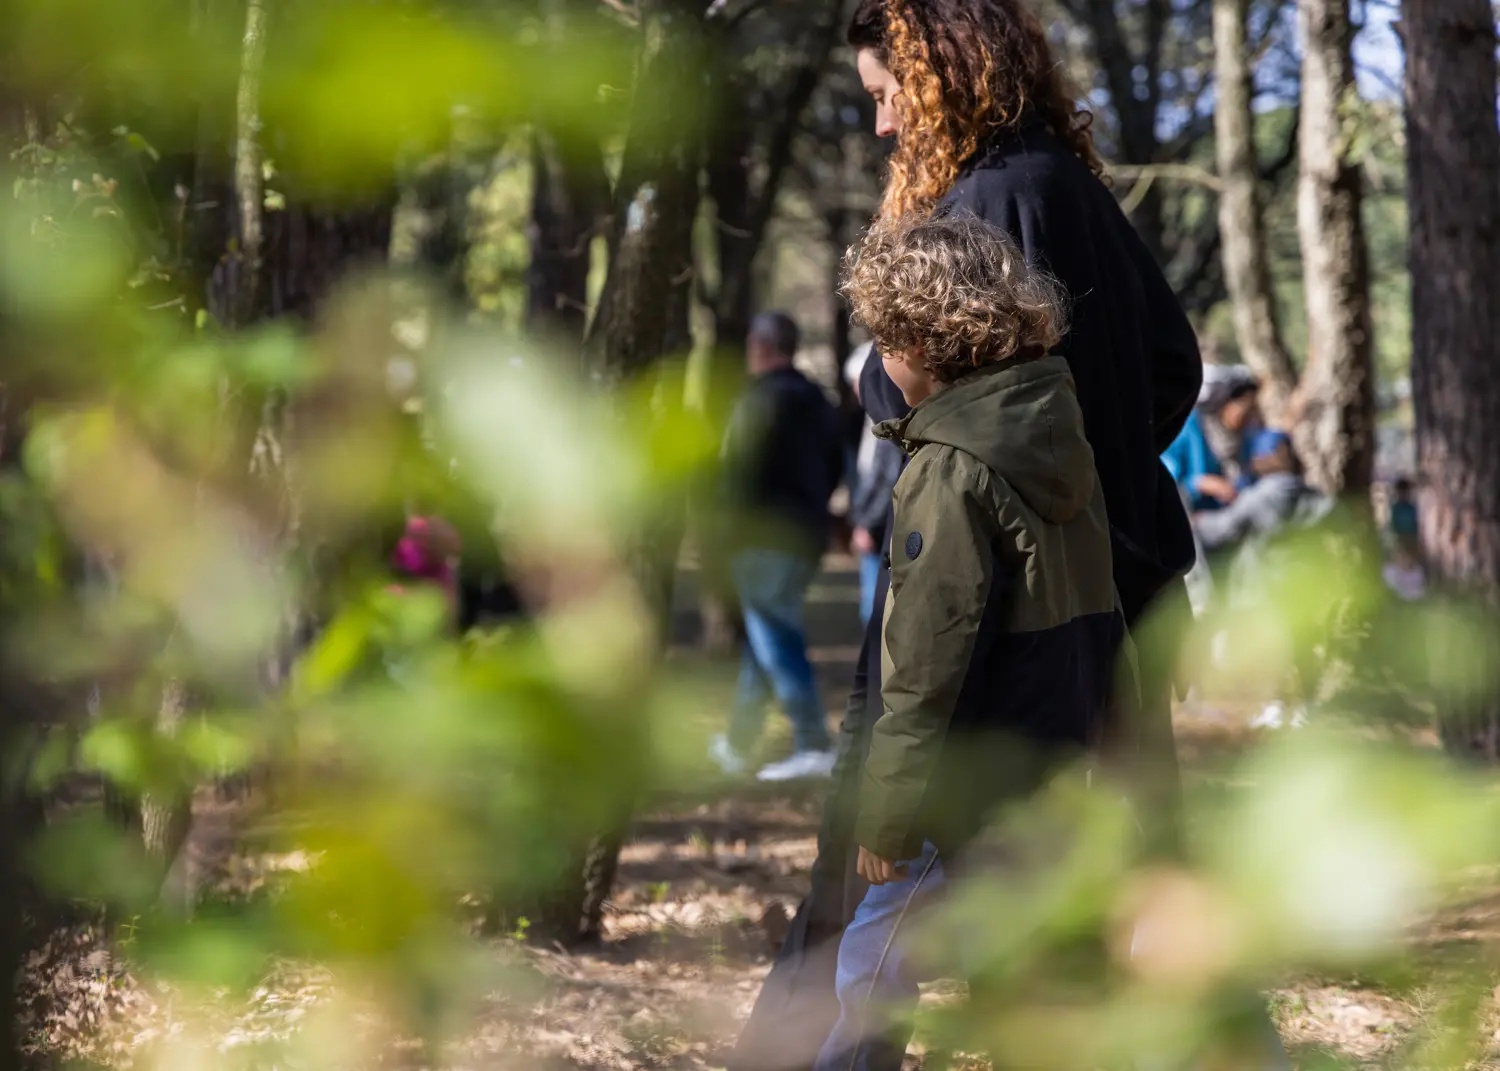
[
  {"xmin": 728, "ymin": 549, "xmax": 832, "ymax": 755},
  {"xmin": 857, "ymin": 552, "xmax": 881, "ymax": 627},
  {"xmin": 813, "ymin": 841, "xmax": 946, "ymax": 1071}
]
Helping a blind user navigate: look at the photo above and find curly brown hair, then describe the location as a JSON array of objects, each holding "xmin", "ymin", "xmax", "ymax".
[
  {"xmin": 849, "ymin": 0, "xmax": 1103, "ymax": 217},
  {"xmin": 842, "ymin": 212, "xmax": 1067, "ymax": 382}
]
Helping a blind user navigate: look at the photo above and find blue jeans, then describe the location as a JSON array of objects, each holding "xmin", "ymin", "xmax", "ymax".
[
  {"xmin": 813, "ymin": 842, "xmax": 946, "ymax": 1071},
  {"xmin": 812, "ymin": 841, "xmax": 1295, "ymax": 1071},
  {"xmin": 857, "ymin": 552, "xmax": 882, "ymax": 627},
  {"xmin": 728, "ymin": 550, "xmax": 831, "ymax": 755}
]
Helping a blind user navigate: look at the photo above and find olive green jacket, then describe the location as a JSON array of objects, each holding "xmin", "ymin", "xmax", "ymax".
[{"xmin": 858, "ymin": 355, "xmax": 1124, "ymax": 861}]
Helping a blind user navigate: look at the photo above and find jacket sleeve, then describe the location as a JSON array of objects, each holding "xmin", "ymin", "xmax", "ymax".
[{"xmin": 857, "ymin": 448, "xmax": 998, "ymax": 861}]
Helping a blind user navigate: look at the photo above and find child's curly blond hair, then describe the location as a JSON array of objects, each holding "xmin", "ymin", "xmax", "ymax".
[{"xmin": 842, "ymin": 212, "xmax": 1067, "ymax": 383}]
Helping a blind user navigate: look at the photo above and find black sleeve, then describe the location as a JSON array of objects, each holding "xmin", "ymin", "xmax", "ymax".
[
  {"xmin": 947, "ymin": 171, "xmax": 1202, "ymax": 452},
  {"xmin": 1128, "ymin": 232, "xmax": 1203, "ymax": 451}
]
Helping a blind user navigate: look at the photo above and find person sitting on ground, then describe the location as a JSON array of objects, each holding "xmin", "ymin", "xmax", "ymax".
[
  {"xmin": 1193, "ymin": 429, "xmax": 1327, "ymax": 554},
  {"xmin": 844, "ymin": 345, "xmax": 906, "ymax": 627},
  {"xmin": 816, "ymin": 212, "xmax": 1126, "ymax": 1071},
  {"xmin": 1162, "ymin": 367, "xmax": 1260, "ymax": 512},
  {"xmin": 713, "ymin": 311, "xmax": 846, "ymax": 782}
]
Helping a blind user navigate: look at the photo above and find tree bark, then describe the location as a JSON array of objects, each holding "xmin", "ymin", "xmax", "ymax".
[
  {"xmin": 705, "ymin": 0, "xmax": 842, "ymax": 372},
  {"xmin": 526, "ymin": 0, "xmax": 610, "ymax": 342},
  {"xmin": 527, "ymin": 127, "xmax": 607, "ymax": 342},
  {"xmin": 552, "ymin": 0, "xmax": 710, "ymax": 944},
  {"xmin": 1401, "ymin": 0, "xmax": 1500, "ymax": 759},
  {"xmin": 231, "ymin": 0, "xmax": 270, "ymax": 329},
  {"xmin": 586, "ymin": 0, "xmax": 703, "ymax": 382},
  {"xmin": 1289, "ymin": 0, "xmax": 1375, "ymax": 496},
  {"xmin": 1212, "ymin": 0, "xmax": 1299, "ymax": 420},
  {"xmin": 141, "ymin": 677, "xmax": 197, "ymax": 912}
]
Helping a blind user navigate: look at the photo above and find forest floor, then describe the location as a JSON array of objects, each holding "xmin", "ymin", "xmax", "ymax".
[{"xmin": 20, "ymin": 558, "xmax": 1500, "ymax": 1070}]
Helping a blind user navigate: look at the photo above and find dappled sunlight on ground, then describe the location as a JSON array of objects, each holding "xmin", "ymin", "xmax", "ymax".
[{"xmin": 19, "ymin": 557, "xmax": 1500, "ymax": 1070}]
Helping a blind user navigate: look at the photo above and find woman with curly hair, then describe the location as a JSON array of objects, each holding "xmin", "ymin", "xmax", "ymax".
[
  {"xmin": 849, "ymin": 0, "xmax": 1200, "ymax": 625},
  {"xmin": 729, "ymin": 3, "xmax": 1225, "ymax": 1070}
]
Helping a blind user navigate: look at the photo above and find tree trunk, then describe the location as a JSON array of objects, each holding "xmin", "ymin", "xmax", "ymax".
[
  {"xmin": 1401, "ymin": 0, "xmax": 1500, "ymax": 759},
  {"xmin": 706, "ymin": 72, "xmax": 756, "ymax": 371},
  {"xmin": 231, "ymin": 0, "xmax": 270, "ymax": 329},
  {"xmin": 527, "ymin": 127, "xmax": 607, "ymax": 342},
  {"xmin": 141, "ymin": 678, "xmax": 197, "ymax": 912},
  {"xmin": 538, "ymin": 0, "xmax": 709, "ymax": 944},
  {"xmin": 1289, "ymin": 0, "xmax": 1375, "ymax": 497},
  {"xmin": 705, "ymin": 0, "xmax": 841, "ymax": 375},
  {"xmin": 1212, "ymin": 0, "xmax": 1299, "ymax": 420}
]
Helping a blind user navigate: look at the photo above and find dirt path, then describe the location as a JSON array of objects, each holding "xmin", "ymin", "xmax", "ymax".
[{"xmin": 20, "ymin": 557, "xmax": 1497, "ymax": 1070}]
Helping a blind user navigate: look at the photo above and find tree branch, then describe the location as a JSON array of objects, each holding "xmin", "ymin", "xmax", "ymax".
[{"xmin": 744, "ymin": 0, "xmax": 843, "ymax": 246}]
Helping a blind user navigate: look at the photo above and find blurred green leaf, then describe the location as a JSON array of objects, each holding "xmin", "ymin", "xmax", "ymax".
[
  {"xmin": 27, "ymin": 814, "xmax": 159, "ymax": 909},
  {"xmin": 79, "ymin": 719, "xmax": 151, "ymax": 792},
  {"xmin": 179, "ymin": 718, "xmax": 258, "ymax": 776},
  {"xmin": 295, "ymin": 609, "xmax": 373, "ymax": 702}
]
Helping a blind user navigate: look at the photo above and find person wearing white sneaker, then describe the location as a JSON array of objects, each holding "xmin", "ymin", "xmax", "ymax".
[
  {"xmin": 717, "ymin": 312, "xmax": 843, "ymax": 770},
  {"xmin": 756, "ymin": 748, "xmax": 838, "ymax": 783},
  {"xmin": 709, "ymin": 733, "xmax": 750, "ymax": 777}
]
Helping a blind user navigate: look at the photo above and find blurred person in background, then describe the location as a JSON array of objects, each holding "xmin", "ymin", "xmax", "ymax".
[
  {"xmin": 1163, "ymin": 367, "xmax": 1262, "ymax": 620},
  {"xmin": 1162, "ymin": 365, "xmax": 1262, "ymax": 515},
  {"xmin": 712, "ymin": 311, "xmax": 845, "ymax": 782},
  {"xmin": 1383, "ymin": 477, "xmax": 1425, "ymax": 601},
  {"xmin": 844, "ymin": 343, "xmax": 905, "ymax": 626},
  {"xmin": 1194, "ymin": 429, "xmax": 1329, "ymax": 554}
]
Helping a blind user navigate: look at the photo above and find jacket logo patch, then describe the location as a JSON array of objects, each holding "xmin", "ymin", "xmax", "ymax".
[{"xmin": 905, "ymin": 531, "xmax": 923, "ymax": 560}]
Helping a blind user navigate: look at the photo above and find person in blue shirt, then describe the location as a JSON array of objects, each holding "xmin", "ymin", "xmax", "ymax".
[
  {"xmin": 1194, "ymin": 428, "xmax": 1327, "ymax": 552},
  {"xmin": 1162, "ymin": 370, "xmax": 1260, "ymax": 513}
]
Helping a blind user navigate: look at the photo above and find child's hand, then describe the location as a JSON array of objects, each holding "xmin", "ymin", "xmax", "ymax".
[{"xmin": 857, "ymin": 846, "xmax": 908, "ymax": 886}]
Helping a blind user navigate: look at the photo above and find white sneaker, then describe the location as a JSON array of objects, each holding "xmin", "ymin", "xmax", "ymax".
[
  {"xmin": 1251, "ymin": 701, "xmax": 1287, "ymax": 730},
  {"xmin": 756, "ymin": 749, "xmax": 837, "ymax": 782},
  {"xmin": 709, "ymin": 734, "xmax": 749, "ymax": 776},
  {"xmin": 1250, "ymin": 702, "xmax": 1309, "ymax": 731}
]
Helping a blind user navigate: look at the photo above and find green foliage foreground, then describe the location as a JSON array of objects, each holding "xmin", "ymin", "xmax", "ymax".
[{"xmin": 1, "ymin": 2, "xmax": 1499, "ymax": 1068}]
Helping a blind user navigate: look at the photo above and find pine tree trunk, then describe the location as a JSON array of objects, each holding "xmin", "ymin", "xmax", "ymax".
[
  {"xmin": 1401, "ymin": 0, "xmax": 1500, "ymax": 758},
  {"xmin": 588, "ymin": 0, "xmax": 703, "ymax": 381},
  {"xmin": 546, "ymin": 0, "xmax": 708, "ymax": 944},
  {"xmin": 141, "ymin": 678, "xmax": 196, "ymax": 911},
  {"xmin": 1212, "ymin": 0, "xmax": 1299, "ymax": 419},
  {"xmin": 526, "ymin": 127, "xmax": 606, "ymax": 342},
  {"xmin": 231, "ymin": 0, "xmax": 270, "ymax": 329},
  {"xmin": 1290, "ymin": 0, "xmax": 1376, "ymax": 497}
]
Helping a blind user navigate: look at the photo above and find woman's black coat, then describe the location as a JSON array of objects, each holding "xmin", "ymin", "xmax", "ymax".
[{"xmin": 728, "ymin": 123, "xmax": 1203, "ymax": 1071}]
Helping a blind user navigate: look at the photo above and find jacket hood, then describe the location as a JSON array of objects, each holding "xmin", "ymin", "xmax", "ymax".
[{"xmin": 879, "ymin": 355, "xmax": 1096, "ymax": 524}]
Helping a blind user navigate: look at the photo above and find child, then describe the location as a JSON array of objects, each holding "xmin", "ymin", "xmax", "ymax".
[
  {"xmin": 816, "ymin": 212, "xmax": 1125, "ymax": 1071},
  {"xmin": 1383, "ymin": 477, "xmax": 1425, "ymax": 601}
]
